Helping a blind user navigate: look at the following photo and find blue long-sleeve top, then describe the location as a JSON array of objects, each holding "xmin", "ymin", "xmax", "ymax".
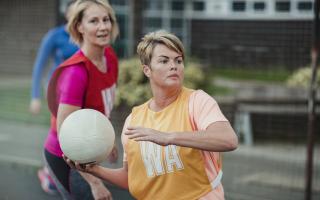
[{"xmin": 31, "ymin": 25, "xmax": 79, "ymax": 99}]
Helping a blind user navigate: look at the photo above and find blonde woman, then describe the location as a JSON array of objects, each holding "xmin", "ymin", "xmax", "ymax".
[
  {"xmin": 66, "ymin": 30, "xmax": 238, "ymax": 200},
  {"xmin": 45, "ymin": 0, "xmax": 119, "ymax": 199}
]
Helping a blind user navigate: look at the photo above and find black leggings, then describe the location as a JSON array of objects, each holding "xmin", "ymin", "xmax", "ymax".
[
  {"xmin": 44, "ymin": 149, "xmax": 71, "ymax": 191},
  {"xmin": 44, "ymin": 150, "xmax": 94, "ymax": 200}
]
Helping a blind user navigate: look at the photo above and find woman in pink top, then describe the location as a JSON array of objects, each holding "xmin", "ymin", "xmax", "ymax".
[
  {"xmin": 65, "ymin": 31, "xmax": 238, "ymax": 199},
  {"xmin": 44, "ymin": 0, "xmax": 120, "ymax": 199}
]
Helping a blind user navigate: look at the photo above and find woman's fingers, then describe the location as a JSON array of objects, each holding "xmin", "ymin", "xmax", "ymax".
[
  {"xmin": 125, "ymin": 127, "xmax": 152, "ymax": 140},
  {"xmin": 62, "ymin": 154, "xmax": 75, "ymax": 168},
  {"xmin": 63, "ymin": 154, "xmax": 90, "ymax": 172},
  {"xmin": 75, "ymin": 162, "xmax": 86, "ymax": 171},
  {"xmin": 126, "ymin": 126, "xmax": 138, "ymax": 130}
]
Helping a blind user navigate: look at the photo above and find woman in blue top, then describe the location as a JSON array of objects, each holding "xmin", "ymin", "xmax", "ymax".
[{"xmin": 29, "ymin": 2, "xmax": 78, "ymax": 114}]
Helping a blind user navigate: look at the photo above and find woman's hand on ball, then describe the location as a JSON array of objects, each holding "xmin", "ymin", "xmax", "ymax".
[
  {"xmin": 62, "ymin": 154, "xmax": 76, "ymax": 168},
  {"xmin": 63, "ymin": 154, "xmax": 95, "ymax": 173}
]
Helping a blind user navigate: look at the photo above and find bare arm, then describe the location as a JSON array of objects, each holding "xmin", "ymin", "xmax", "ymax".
[
  {"xmin": 125, "ymin": 121, "xmax": 238, "ymax": 152},
  {"xmin": 89, "ymin": 162, "xmax": 129, "ymax": 189},
  {"xmin": 169, "ymin": 121, "xmax": 238, "ymax": 151},
  {"xmin": 56, "ymin": 103, "xmax": 81, "ymax": 133},
  {"xmin": 64, "ymin": 157, "xmax": 129, "ymax": 189},
  {"xmin": 78, "ymin": 171, "xmax": 112, "ymax": 199}
]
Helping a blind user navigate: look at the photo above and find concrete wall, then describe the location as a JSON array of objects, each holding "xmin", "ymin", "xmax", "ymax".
[{"xmin": 0, "ymin": 0, "xmax": 57, "ymax": 75}]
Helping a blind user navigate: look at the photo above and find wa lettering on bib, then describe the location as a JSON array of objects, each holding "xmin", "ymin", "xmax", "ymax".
[{"xmin": 140, "ymin": 141, "xmax": 184, "ymax": 177}]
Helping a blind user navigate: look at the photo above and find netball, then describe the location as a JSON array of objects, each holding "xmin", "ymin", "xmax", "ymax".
[{"xmin": 59, "ymin": 109, "xmax": 115, "ymax": 164}]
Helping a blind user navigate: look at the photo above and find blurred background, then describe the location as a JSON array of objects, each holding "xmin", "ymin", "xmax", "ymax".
[{"xmin": 0, "ymin": 0, "xmax": 319, "ymax": 199}]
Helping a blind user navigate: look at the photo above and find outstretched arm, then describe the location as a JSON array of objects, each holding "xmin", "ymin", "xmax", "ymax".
[
  {"xmin": 125, "ymin": 90, "xmax": 238, "ymax": 152},
  {"xmin": 125, "ymin": 121, "xmax": 238, "ymax": 152},
  {"xmin": 90, "ymin": 162, "xmax": 129, "ymax": 189},
  {"xmin": 64, "ymin": 156, "xmax": 129, "ymax": 189}
]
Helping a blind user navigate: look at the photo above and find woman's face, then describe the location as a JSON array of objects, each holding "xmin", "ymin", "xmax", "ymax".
[
  {"xmin": 144, "ymin": 44, "xmax": 184, "ymax": 89},
  {"xmin": 77, "ymin": 4, "xmax": 112, "ymax": 47}
]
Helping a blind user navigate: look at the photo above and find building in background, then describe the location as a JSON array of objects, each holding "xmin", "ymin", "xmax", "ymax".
[
  {"xmin": 140, "ymin": 0, "xmax": 314, "ymax": 69},
  {"xmin": 53, "ymin": 0, "xmax": 318, "ymax": 69},
  {"xmin": 187, "ymin": 0, "xmax": 314, "ymax": 69},
  {"xmin": 0, "ymin": 0, "xmax": 315, "ymax": 75}
]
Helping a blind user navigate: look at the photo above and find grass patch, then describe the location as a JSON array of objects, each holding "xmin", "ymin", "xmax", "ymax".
[{"xmin": 0, "ymin": 87, "xmax": 50, "ymax": 125}]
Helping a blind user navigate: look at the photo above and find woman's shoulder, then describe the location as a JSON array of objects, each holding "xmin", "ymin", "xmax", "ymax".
[
  {"xmin": 59, "ymin": 64, "xmax": 88, "ymax": 83},
  {"xmin": 63, "ymin": 63, "xmax": 87, "ymax": 73},
  {"xmin": 189, "ymin": 89, "xmax": 217, "ymax": 105},
  {"xmin": 190, "ymin": 89, "xmax": 210, "ymax": 98},
  {"xmin": 59, "ymin": 51, "xmax": 86, "ymax": 67}
]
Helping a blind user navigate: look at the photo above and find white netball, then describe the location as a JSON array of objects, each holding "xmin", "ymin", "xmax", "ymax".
[{"xmin": 59, "ymin": 109, "xmax": 115, "ymax": 164}]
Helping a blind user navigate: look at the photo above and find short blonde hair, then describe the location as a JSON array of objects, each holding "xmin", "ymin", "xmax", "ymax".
[
  {"xmin": 137, "ymin": 30, "xmax": 185, "ymax": 66},
  {"xmin": 67, "ymin": 0, "xmax": 119, "ymax": 46}
]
